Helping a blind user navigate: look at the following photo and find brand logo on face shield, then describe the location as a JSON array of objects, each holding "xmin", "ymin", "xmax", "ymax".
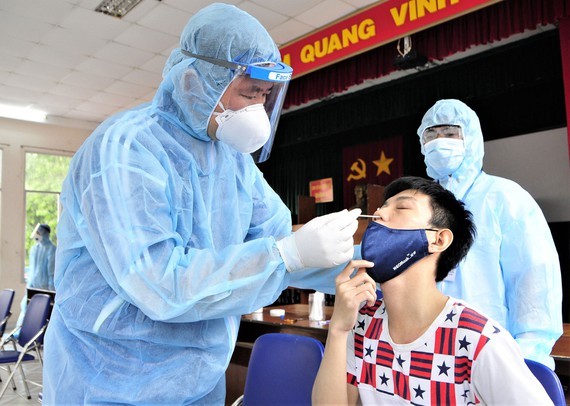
[{"xmin": 268, "ymin": 72, "xmax": 292, "ymax": 81}]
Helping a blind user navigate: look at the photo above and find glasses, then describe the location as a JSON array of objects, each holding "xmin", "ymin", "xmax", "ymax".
[{"xmin": 422, "ymin": 125, "xmax": 463, "ymax": 144}]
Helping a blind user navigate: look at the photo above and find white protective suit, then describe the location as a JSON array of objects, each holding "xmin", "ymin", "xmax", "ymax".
[
  {"xmin": 42, "ymin": 4, "xmax": 347, "ymax": 404},
  {"xmin": 418, "ymin": 99, "xmax": 563, "ymax": 369}
]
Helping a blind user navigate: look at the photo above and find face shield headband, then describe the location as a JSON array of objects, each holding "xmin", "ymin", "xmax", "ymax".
[{"xmin": 180, "ymin": 49, "xmax": 292, "ymax": 162}]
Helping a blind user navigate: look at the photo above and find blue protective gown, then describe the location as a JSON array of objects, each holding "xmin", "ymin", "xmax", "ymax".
[
  {"xmin": 28, "ymin": 237, "xmax": 56, "ymax": 290},
  {"xmin": 16, "ymin": 237, "xmax": 56, "ymax": 328},
  {"xmin": 418, "ymin": 99, "xmax": 563, "ymax": 369},
  {"xmin": 42, "ymin": 4, "xmax": 338, "ymax": 404}
]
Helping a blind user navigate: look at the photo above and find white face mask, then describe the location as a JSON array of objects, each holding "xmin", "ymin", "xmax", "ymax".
[
  {"xmin": 214, "ymin": 102, "xmax": 271, "ymax": 154},
  {"xmin": 424, "ymin": 138, "xmax": 466, "ymax": 179}
]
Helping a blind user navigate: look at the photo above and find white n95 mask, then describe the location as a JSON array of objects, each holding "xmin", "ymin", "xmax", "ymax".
[
  {"xmin": 214, "ymin": 102, "xmax": 271, "ymax": 154},
  {"xmin": 424, "ymin": 138, "xmax": 466, "ymax": 179}
]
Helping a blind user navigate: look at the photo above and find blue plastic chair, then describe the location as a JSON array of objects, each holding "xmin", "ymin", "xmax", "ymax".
[
  {"xmin": 233, "ymin": 333, "xmax": 325, "ymax": 406},
  {"xmin": 0, "ymin": 293, "xmax": 51, "ymax": 400},
  {"xmin": 524, "ymin": 358, "xmax": 566, "ymax": 406},
  {"xmin": 0, "ymin": 289, "xmax": 15, "ymax": 339},
  {"xmin": 0, "ymin": 289, "xmax": 15, "ymax": 384}
]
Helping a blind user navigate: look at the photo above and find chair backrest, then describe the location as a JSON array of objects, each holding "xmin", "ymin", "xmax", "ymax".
[
  {"xmin": 18, "ymin": 293, "xmax": 51, "ymax": 347},
  {"xmin": 524, "ymin": 358, "xmax": 566, "ymax": 406},
  {"xmin": 242, "ymin": 333, "xmax": 324, "ymax": 406},
  {"xmin": 0, "ymin": 289, "xmax": 15, "ymax": 336}
]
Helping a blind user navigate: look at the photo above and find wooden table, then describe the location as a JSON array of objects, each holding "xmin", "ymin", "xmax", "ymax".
[
  {"xmin": 238, "ymin": 304, "xmax": 334, "ymax": 345},
  {"xmin": 551, "ymin": 323, "xmax": 570, "ymax": 361},
  {"xmin": 552, "ymin": 323, "xmax": 570, "ymax": 383}
]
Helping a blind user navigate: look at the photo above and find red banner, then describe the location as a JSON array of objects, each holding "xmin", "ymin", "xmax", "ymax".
[
  {"xmin": 280, "ymin": 0, "xmax": 501, "ymax": 78},
  {"xmin": 342, "ymin": 137, "xmax": 403, "ymax": 209}
]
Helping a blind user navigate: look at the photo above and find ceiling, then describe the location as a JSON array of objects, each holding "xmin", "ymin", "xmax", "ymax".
[{"xmin": 0, "ymin": 0, "xmax": 379, "ymax": 129}]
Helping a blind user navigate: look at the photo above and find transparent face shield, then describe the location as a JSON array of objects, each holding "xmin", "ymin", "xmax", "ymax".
[
  {"xmin": 30, "ymin": 223, "xmax": 46, "ymax": 242},
  {"xmin": 180, "ymin": 50, "xmax": 292, "ymax": 162},
  {"xmin": 30, "ymin": 223, "xmax": 41, "ymax": 239}
]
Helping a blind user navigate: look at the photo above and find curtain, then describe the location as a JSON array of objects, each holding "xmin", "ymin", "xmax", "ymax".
[{"xmin": 559, "ymin": 16, "xmax": 570, "ymax": 157}]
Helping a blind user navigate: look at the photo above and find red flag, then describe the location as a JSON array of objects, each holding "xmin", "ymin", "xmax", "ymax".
[{"xmin": 342, "ymin": 136, "xmax": 403, "ymax": 209}]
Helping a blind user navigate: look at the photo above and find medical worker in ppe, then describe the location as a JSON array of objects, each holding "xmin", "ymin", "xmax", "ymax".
[
  {"xmin": 417, "ymin": 99, "xmax": 562, "ymax": 369},
  {"xmin": 42, "ymin": 4, "xmax": 360, "ymax": 404},
  {"xmin": 16, "ymin": 223, "xmax": 56, "ymax": 327},
  {"xmin": 27, "ymin": 223, "xmax": 56, "ymax": 290}
]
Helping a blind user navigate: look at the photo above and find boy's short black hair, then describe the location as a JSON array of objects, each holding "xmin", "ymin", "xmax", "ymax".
[{"xmin": 384, "ymin": 176, "xmax": 476, "ymax": 281}]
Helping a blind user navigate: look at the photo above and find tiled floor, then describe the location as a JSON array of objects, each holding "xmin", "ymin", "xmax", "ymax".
[{"xmin": 0, "ymin": 355, "xmax": 43, "ymax": 406}]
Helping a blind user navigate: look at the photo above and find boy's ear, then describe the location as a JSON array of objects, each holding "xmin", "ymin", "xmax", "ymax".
[{"xmin": 428, "ymin": 229, "xmax": 453, "ymax": 253}]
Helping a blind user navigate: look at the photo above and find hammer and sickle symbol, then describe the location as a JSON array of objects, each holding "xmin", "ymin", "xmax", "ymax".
[{"xmin": 347, "ymin": 158, "xmax": 366, "ymax": 181}]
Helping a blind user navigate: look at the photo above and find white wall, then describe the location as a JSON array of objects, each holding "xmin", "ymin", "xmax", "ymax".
[
  {"xmin": 0, "ymin": 117, "xmax": 92, "ymax": 326},
  {"xmin": 483, "ymin": 127, "xmax": 570, "ymax": 223}
]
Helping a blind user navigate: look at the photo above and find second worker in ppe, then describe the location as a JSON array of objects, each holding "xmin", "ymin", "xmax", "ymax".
[
  {"xmin": 417, "ymin": 99, "xmax": 562, "ymax": 369},
  {"xmin": 27, "ymin": 223, "xmax": 56, "ymax": 291},
  {"xmin": 16, "ymin": 223, "xmax": 56, "ymax": 328},
  {"xmin": 42, "ymin": 4, "xmax": 360, "ymax": 404}
]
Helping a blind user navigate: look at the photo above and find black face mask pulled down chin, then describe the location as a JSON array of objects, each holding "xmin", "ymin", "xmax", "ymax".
[{"xmin": 361, "ymin": 222, "xmax": 431, "ymax": 283}]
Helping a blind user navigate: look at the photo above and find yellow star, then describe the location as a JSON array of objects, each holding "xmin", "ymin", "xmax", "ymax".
[{"xmin": 373, "ymin": 151, "xmax": 394, "ymax": 176}]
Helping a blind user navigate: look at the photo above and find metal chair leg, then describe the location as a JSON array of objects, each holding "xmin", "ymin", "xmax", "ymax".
[
  {"xmin": 3, "ymin": 364, "xmax": 17, "ymax": 390},
  {"xmin": 17, "ymin": 363, "xmax": 31, "ymax": 399},
  {"xmin": 0, "ymin": 363, "xmax": 19, "ymax": 399},
  {"xmin": 10, "ymin": 367, "xmax": 17, "ymax": 391}
]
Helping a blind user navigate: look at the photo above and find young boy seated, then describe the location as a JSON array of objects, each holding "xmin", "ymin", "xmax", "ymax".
[{"xmin": 312, "ymin": 176, "xmax": 552, "ymax": 405}]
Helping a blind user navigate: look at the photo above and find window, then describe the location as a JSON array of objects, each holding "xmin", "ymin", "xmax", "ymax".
[{"xmin": 24, "ymin": 152, "xmax": 72, "ymax": 268}]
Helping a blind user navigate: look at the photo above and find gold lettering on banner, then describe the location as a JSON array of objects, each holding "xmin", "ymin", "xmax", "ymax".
[
  {"xmin": 390, "ymin": 0, "xmax": 461, "ymax": 26},
  {"xmin": 347, "ymin": 158, "xmax": 367, "ymax": 181},
  {"xmin": 300, "ymin": 18, "xmax": 376, "ymax": 63},
  {"xmin": 343, "ymin": 24, "xmax": 359, "ymax": 47}
]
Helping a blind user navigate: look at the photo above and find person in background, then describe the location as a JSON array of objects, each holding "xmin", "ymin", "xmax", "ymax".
[
  {"xmin": 313, "ymin": 176, "xmax": 552, "ymax": 405},
  {"xmin": 416, "ymin": 99, "xmax": 562, "ymax": 369},
  {"xmin": 16, "ymin": 223, "xmax": 56, "ymax": 327},
  {"xmin": 27, "ymin": 223, "xmax": 56, "ymax": 290},
  {"xmin": 42, "ymin": 4, "xmax": 359, "ymax": 404}
]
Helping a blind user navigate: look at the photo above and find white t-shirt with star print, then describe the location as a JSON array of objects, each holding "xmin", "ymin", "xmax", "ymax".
[{"xmin": 346, "ymin": 296, "xmax": 552, "ymax": 405}]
